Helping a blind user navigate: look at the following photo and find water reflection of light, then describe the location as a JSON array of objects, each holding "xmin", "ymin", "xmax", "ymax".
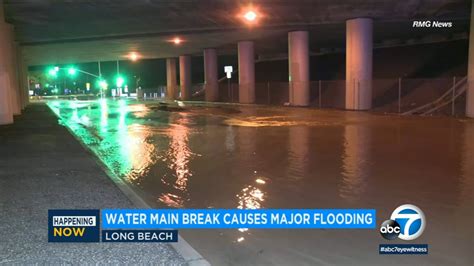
[
  {"xmin": 118, "ymin": 101, "xmax": 128, "ymax": 130},
  {"xmin": 100, "ymin": 99, "xmax": 108, "ymax": 131},
  {"xmin": 124, "ymin": 124, "xmax": 156, "ymax": 182},
  {"xmin": 98, "ymin": 100, "xmax": 155, "ymax": 183},
  {"xmin": 224, "ymin": 116, "xmax": 319, "ymax": 127},
  {"xmin": 158, "ymin": 193, "xmax": 184, "ymax": 208},
  {"xmin": 128, "ymin": 104, "xmax": 149, "ymax": 118},
  {"xmin": 48, "ymin": 99, "xmax": 157, "ymax": 186},
  {"xmin": 167, "ymin": 115, "xmax": 192, "ymax": 191},
  {"xmin": 287, "ymin": 126, "xmax": 310, "ymax": 180},
  {"xmin": 235, "ymin": 182, "xmax": 266, "ymax": 242},
  {"xmin": 113, "ymin": 103, "xmax": 152, "ymax": 180},
  {"xmin": 69, "ymin": 101, "xmax": 90, "ymax": 109},
  {"xmin": 159, "ymin": 114, "xmax": 195, "ymax": 207},
  {"xmin": 237, "ymin": 185, "xmax": 265, "ymax": 209},
  {"xmin": 71, "ymin": 108, "xmax": 79, "ymax": 123},
  {"xmin": 340, "ymin": 124, "xmax": 370, "ymax": 201},
  {"xmin": 80, "ymin": 115, "xmax": 90, "ymax": 126},
  {"xmin": 225, "ymin": 125, "xmax": 235, "ymax": 152}
]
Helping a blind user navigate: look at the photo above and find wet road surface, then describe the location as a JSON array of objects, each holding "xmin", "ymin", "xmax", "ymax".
[{"xmin": 48, "ymin": 99, "xmax": 473, "ymax": 265}]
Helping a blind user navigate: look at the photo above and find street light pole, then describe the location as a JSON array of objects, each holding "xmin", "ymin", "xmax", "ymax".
[
  {"xmin": 53, "ymin": 67, "xmax": 100, "ymax": 79},
  {"xmin": 98, "ymin": 61, "xmax": 102, "ymax": 77},
  {"xmin": 98, "ymin": 61, "xmax": 103, "ymax": 98},
  {"xmin": 116, "ymin": 60, "xmax": 120, "ymax": 97},
  {"xmin": 76, "ymin": 69, "xmax": 100, "ymax": 78}
]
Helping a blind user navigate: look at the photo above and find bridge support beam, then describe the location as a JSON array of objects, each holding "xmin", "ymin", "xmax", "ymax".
[
  {"xmin": 166, "ymin": 58, "xmax": 177, "ymax": 100},
  {"xmin": 467, "ymin": 5, "xmax": 474, "ymax": 118},
  {"xmin": 345, "ymin": 18, "xmax": 373, "ymax": 110},
  {"xmin": 288, "ymin": 31, "xmax": 310, "ymax": 106},
  {"xmin": 204, "ymin": 48, "xmax": 218, "ymax": 102},
  {"xmin": 179, "ymin": 55, "xmax": 192, "ymax": 101},
  {"xmin": 238, "ymin": 41, "xmax": 255, "ymax": 104}
]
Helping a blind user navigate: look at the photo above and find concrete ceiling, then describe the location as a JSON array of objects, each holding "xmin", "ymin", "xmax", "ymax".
[{"xmin": 3, "ymin": 0, "xmax": 471, "ymax": 66}]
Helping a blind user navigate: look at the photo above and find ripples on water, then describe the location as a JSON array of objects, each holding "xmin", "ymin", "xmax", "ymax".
[
  {"xmin": 47, "ymin": 99, "xmax": 473, "ymax": 264},
  {"xmin": 48, "ymin": 99, "xmax": 472, "ymax": 212}
]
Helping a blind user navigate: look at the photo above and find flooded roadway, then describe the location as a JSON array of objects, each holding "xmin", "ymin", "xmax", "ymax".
[{"xmin": 47, "ymin": 99, "xmax": 473, "ymax": 265}]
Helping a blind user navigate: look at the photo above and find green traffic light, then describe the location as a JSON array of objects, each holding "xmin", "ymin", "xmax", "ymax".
[
  {"xmin": 116, "ymin": 76, "xmax": 125, "ymax": 87},
  {"xmin": 68, "ymin": 67, "xmax": 77, "ymax": 76},
  {"xmin": 98, "ymin": 79, "xmax": 108, "ymax": 90},
  {"xmin": 48, "ymin": 68, "xmax": 58, "ymax": 77}
]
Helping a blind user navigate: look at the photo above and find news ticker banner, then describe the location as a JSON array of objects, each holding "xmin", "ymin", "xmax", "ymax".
[
  {"xmin": 101, "ymin": 209, "xmax": 376, "ymax": 229},
  {"xmin": 49, "ymin": 209, "xmax": 375, "ymax": 243}
]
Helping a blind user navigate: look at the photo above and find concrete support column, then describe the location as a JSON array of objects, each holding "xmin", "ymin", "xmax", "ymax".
[
  {"xmin": 238, "ymin": 41, "xmax": 255, "ymax": 104},
  {"xmin": 166, "ymin": 58, "xmax": 177, "ymax": 100},
  {"xmin": 11, "ymin": 41, "xmax": 22, "ymax": 111},
  {"xmin": 345, "ymin": 18, "xmax": 373, "ymax": 110},
  {"xmin": 0, "ymin": 23, "xmax": 12, "ymax": 124},
  {"xmin": 14, "ymin": 43, "xmax": 23, "ymax": 110},
  {"xmin": 5, "ymin": 25, "xmax": 20, "ymax": 115},
  {"xmin": 288, "ymin": 31, "xmax": 310, "ymax": 106},
  {"xmin": 466, "ymin": 4, "xmax": 474, "ymax": 118},
  {"xmin": 18, "ymin": 53, "xmax": 29, "ymax": 109},
  {"xmin": 16, "ymin": 46, "xmax": 26, "ymax": 109},
  {"xmin": 203, "ymin": 48, "xmax": 218, "ymax": 102},
  {"xmin": 179, "ymin": 55, "xmax": 192, "ymax": 101},
  {"xmin": 25, "ymin": 66, "xmax": 29, "ymax": 106},
  {"xmin": 0, "ymin": 71, "xmax": 12, "ymax": 124}
]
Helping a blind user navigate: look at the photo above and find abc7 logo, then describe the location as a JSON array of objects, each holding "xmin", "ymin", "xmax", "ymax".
[{"xmin": 380, "ymin": 204, "xmax": 425, "ymax": 241}]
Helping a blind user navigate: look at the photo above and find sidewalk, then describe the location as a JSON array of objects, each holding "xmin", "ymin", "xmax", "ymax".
[{"xmin": 0, "ymin": 103, "xmax": 186, "ymax": 265}]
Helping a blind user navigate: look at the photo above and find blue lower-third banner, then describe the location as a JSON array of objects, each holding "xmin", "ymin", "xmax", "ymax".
[{"xmin": 101, "ymin": 209, "xmax": 376, "ymax": 229}]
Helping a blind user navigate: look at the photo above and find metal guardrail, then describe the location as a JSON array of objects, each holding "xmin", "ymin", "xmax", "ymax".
[
  {"xmin": 402, "ymin": 76, "xmax": 467, "ymax": 116},
  {"xmin": 137, "ymin": 77, "xmax": 468, "ymax": 117}
]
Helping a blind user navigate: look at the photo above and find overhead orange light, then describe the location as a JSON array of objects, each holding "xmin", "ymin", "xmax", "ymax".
[
  {"xmin": 173, "ymin": 37, "xmax": 182, "ymax": 45},
  {"xmin": 238, "ymin": 6, "xmax": 262, "ymax": 26},
  {"xmin": 166, "ymin": 37, "xmax": 184, "ymax": 45},
  {"xmin": 244, "ymin": 10, "xmax": 257, "ymax": 21},
  {"xmin": 128, "ymin": 52, "xmax": 139, "ymax": 61}
]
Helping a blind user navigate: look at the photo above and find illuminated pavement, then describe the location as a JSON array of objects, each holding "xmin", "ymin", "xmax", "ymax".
[
  {"xmin": 47, "ymin": 99, "xmax": 473, "ymax": 265},
  {"xmin": 0, "ymin": 103, "xmax": 185, "ymax": 265}
]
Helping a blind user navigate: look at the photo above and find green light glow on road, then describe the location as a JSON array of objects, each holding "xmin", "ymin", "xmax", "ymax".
[{"xmin": 46, "ymin": 99, "xmax": 194, "ymax": 208}]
